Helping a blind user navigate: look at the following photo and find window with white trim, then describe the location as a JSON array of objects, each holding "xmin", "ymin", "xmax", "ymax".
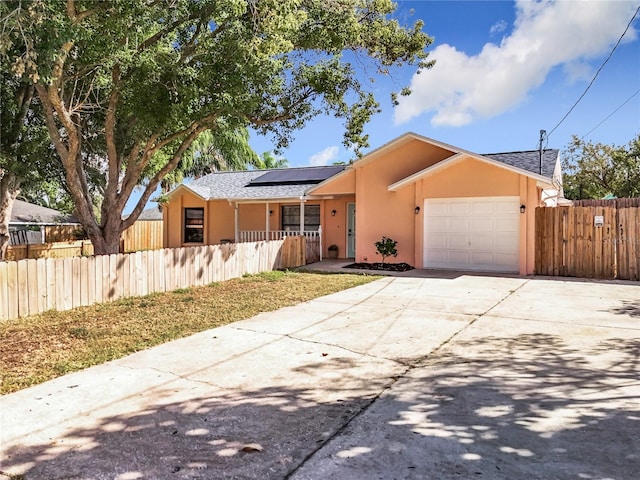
[{"xmin": 281, "ymin": 205, "xmax": 320, "ymax": 231}]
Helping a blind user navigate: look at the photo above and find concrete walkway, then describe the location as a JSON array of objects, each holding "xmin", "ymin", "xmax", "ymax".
[{"xmin": 1, "ymin": 273, "xmax": 639, "ymax": 479}]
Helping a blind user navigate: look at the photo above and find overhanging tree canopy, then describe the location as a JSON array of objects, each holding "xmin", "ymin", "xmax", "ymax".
[
  {"xmin": 562, "ymin": 134, "xmax": 640, "ymax": 200},
  {"xmin": 1, "ymin": 0, "xmax": 432, "ymax": 254}
]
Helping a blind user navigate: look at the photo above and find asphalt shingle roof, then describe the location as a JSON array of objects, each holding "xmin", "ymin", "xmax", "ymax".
[
  {"xmin": 482, "ymin": 149, "xmax": 559, "ymax": 178},
  {"xmin": 186, "ymin": 166, "xmax": 346, "ymax": 200},
  {"xmin": 137, "ymin": 207, "xmax": 163, "ymax": 221},
  {"xmin": 10, "ymin": 199, "xmax": 78, "ymax": 225},
  {"xmin": 179, "ymin": 148, "xmax": 559, "ymax": 201}
]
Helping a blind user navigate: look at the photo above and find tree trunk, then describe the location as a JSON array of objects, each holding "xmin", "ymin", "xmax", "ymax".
[
  {"xmin": 86, "ymin": 216, "xmax": 123, "ymax": 256},
  {"xmin": 0, "ymin": 172, "xmax": 21, "ymax": 261}
]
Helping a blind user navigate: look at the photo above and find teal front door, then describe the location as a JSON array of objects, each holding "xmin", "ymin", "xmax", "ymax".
[{"xmin": 347, "ymin": 203, "xmax": 356, "ymax": 258}]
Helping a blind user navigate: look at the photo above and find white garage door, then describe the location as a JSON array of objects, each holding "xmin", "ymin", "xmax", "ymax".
[{"xmin": 423, "ymin": 197, "xmax": 520, "ymax": 272}]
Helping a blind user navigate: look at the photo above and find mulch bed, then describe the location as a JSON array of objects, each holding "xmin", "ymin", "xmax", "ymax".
[{"xmin": 344, "ymin": 262, "xmax": 415, "ymax": 272}]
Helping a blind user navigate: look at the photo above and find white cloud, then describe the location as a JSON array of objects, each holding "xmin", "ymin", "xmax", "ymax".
[
  {"xmin": 490, "ymin": 19, "xmax": 507, "ymax": 36},
  {"xmin": 394, "ymin": 0, "xmax": 639, "ymax": 127},
  {"xmin": 309, "ymin": 146, "xmax": 339, "ymax": 166}
]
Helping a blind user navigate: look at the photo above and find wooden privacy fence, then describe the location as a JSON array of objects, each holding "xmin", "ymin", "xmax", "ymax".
[
  {"xmin": 45, "ymin": 225, "xmax": 85, "ymax": 242},
  {"xmin": 0, "ymin": 236, "xmax": 306, "ymax": 321},
  {"xmin": 535, "ymin": 203, "xmax": 640, "ymax": 280},
  {"xmin": 121, "ymin": 220, "xmax": 163, "ymax": 252},
  {"xmin": 7, "ymin": 241, "xmax": 94, "ymax": 261}
]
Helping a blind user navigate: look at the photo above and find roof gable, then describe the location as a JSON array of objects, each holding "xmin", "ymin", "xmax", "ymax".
[{"xmin": 308, "ymin": 132, "xmax": 558, "ymax": 195}]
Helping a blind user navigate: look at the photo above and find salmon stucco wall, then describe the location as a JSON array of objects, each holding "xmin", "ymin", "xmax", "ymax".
[
  {"xmin": 164, "ymin": 189, "xmax": 207, "ymax": 247},
  {"xmin": 351, "ymin": 151, "xmax": 540, "ymax": 274},
  {"xmin": 312, "ymin": 169, "xmax": 356, "ymax": 195},
  {"xmin": 320, "ymin": 196, "xmax": 355, "ymax": 257},
  {"xmin": 412, "ymin": 156, "xmax": 538, "ymax": 274},
  {"xmin": 352, "ymin": 139, "xmax": 461, "ymax": 265}
]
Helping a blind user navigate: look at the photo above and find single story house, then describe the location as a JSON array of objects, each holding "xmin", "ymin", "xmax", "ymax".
[
  {"xmin": 163, "ymin": 132, "xmax": 563, "ymax": 274},
  {"xmin": 9, "ymin": 199, "xmax": 81, "ymax": 244}
]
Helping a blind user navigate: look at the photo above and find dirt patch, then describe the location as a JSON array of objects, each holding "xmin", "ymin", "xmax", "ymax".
[{"xmin": 344, "ymin": 262, "xmax": 415, "ymax": 272}]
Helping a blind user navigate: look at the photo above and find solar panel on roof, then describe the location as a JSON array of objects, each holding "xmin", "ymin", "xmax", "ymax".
[{"xmin": 248, "ymin": 166, "xmax": 345, "ymax": 186}]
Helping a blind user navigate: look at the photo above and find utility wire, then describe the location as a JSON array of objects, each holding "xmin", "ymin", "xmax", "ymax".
[
  {"xmin": 547, "ymin": 4, "xmax": 640, "ymax": 139},
  {"xmin": 581, "ymin": 88, "xmax": 640, "ymax": 139}
]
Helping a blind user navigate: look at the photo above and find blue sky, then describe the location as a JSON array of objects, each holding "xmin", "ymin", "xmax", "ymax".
[
  {"xmin": 250, "ymin": 0, "xmax": 640, "ymax": 167},
  {"xmin": 128, "ymin": 0, "xmax": 639, "ymax": 213}
]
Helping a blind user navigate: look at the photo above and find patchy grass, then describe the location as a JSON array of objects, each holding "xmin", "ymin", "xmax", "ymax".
[{"xmin": 1, "ymin": 271, "xmax": 380, "ymax": 395}]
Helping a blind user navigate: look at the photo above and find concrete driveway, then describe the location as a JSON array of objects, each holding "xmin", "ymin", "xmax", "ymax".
[{"xmin": 1, "ymin": 273, "xmax": 639, "ymax": 479}]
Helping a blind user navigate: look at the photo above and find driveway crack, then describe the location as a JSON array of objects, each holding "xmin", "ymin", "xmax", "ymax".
[{"xmin": 286, "ymin": 278, "xmax": 532, "ymax": 477}]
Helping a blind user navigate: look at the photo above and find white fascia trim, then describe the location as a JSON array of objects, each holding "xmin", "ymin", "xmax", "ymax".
[
  {"xmin": 388, "ymin": 152, "xmax": 554, "ymax": 191},
  {"xmin": 226, "ymin": 197, "xmax": 310, "ymax": 205},
  {"xmin": 353, "ymin": 132, "xmax": 463, "ymax": 169},
  {"xmin": 166, "ymin": 184, "xmax": 208, "ymax": 201}
]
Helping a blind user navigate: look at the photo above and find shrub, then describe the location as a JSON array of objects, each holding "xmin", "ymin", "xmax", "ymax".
[{"xmin": 374, "ymin": 236, "xmax": 398, "ymax": 263}]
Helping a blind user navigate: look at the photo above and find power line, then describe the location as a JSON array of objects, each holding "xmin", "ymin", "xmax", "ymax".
[
  {"xmin": 581, "ymin": 88, "xmax": 640, "ymax": 139},
  {"xmin": 546, "ymin": 4, "xmax": 640, "ymax": 139}
]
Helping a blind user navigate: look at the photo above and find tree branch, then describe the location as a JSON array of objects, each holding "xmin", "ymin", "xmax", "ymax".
[
  {"xmin": 137, "ymin": 6, "xmax": 216, "ymax": 54},
  {"xmin": 121, "ymin": 125, "xmax": 207, "ymax": 230},
  {"xmin": 9, "ymin": 83, "xmax": 34, "ymax": 149},
  {"xmin": 104, "ymin": 64, "xmax": 122, "ymax": 216},
  {"xmin": 66, "ymin": 0, "xmax": 94, "ymax": 23}
]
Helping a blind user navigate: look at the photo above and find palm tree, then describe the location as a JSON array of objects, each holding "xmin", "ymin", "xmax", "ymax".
[
  {"xmin": 160, "ymin": 127, "xmax": 261, "ymax": 193},
  {"xmin": 253, "ymin": 151, "xmax": 288, "ymax": 170}
]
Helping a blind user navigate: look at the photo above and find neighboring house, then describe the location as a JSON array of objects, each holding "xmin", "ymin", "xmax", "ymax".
[
  {"xmin": 164, "ymin": 132, "xmax": 564, "ymax": 275},
  {"xmin": 136, "ymin": 207, "xmax": 164, "ymax": 221},
  {"xmin": 9, "ymin": 199, "xmax": 80, "ymax": 245}
]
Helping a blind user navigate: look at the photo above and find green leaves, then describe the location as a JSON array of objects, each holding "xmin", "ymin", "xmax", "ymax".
[
  {"xmin": 562, "ymin": 134, "xmax": 640, "ymax": 200},
  {"xmin": 374, "ymin": 236, "xmax": 398, "ymax": 263},
  {"xmin": 2, "ymin": 0, "xmax": 433, "ymax": 253}
]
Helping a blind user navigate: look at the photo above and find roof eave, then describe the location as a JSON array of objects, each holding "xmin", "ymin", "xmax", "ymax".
[
  {"xmin": 388, "ymin": 152, "xmax": 554, "ymax": 191},
  {"xmin": 165, "ymin": 184, "xmax": 208, "ymax": 201}
]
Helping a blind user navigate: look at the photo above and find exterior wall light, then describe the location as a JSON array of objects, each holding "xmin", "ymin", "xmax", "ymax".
[
  {"xmin": 269, "ymin": 210, "xmax": 273, "ymax": 216},
  {"xmin": 331, "ymin": 209, "xmax": 337, "ymax": 216},
  {"xmin": 415, "ymin": 206, "xmax": 421, "ymax": 214},
  {"xmin": 520, "ymin": 205, "xmax": 526, "ymax": 213}
]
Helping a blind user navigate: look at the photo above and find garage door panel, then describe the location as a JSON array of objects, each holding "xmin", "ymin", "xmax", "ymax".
[
  {"xmin": 448, "ymin": 251, "xmax": 470, "ymax": 264},
  {"xmin": 429, "ymin": 217, "xmax": 450, "ymax": 232},
  {"xmin": 424, "ymin": 197, "xmax": 520, "ymax": 273},
  {"xmin": 470, "ymin": 202, "xmax": 496, "ymax": 215},
  {"xmin": 428, "ymin": 203, "xmax": 450, "ymax": 216},
  {"xmin": 495, "ymin": 252, "xmax": 519, "ymax": 265},
  {"xmin": 470, "ymin": 251, "xmax": 495, "ymax": 264},
  {"xmin": 470, "ymin": 234, "xmax": 494, "ymax": 250},
  {"xmin": 495, "ymin": 201, "xmax": 519, "ymax": 214},
  {"xmin": 495, "ymin": 218, "xmax": 519, "ymax": 232},
  {"xmin": 449, "ymin": 236, "xmax": 470, "ymax": 249},
  {"xmin": 495, "ymin": 233, "xmax": 519, "ymax": 250},
  {"xmin": 425, "ymin": 249, "xmax": 448, "ymax": 264},
  {"xmin": 449, "ymin": 218, "xmax": 468, "ymax": 231},
  {"xmin": 428, "ymin": 234, "xmax": 449, "ymax": 249},
  {"xmin": 469, "ymin": 218, "xmax": 493, "ymax": 232},
  {"xmin": 449, "ymin": 203, "xmax": 471, "ymax": 216}
]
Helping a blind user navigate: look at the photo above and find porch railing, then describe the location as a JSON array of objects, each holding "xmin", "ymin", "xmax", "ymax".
[{"xmin": 239, "ymin": 228, "xmax": 322, "ymax": 263}]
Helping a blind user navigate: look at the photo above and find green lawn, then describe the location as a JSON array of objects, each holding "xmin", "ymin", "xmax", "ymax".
[{"xmin": 1, "ymin": 271, "xmax": 380, "ymax": 395}]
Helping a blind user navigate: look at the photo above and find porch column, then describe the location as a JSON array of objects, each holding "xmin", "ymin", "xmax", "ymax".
[
  {"xmin": 234, "ymin": 203, "xmax": 239, "ymax": 242},
  {"xmin": 265, "ymin": 202, "xmax": 270, "ymax": 241},
  {"xmin": 299, "ymin": 200, "xmax": 305, "ymax": 233}
]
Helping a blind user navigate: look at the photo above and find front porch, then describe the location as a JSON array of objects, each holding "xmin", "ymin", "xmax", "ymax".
[{"xmin": 239, "ymin": 229, "xmax": 323, "ymax": 264}]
